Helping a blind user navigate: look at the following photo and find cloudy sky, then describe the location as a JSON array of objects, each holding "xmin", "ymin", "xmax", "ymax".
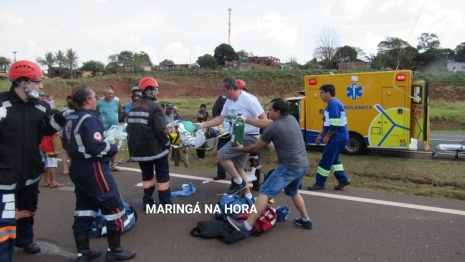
[{"xmin": 1, "ymin": 0, "xmax": 463, "ymax": 67}]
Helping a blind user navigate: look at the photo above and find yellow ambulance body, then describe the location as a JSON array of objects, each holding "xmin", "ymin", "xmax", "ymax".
[{"xmin": 287, "ymin": 70, "xmax": 430, "ymax": 154}]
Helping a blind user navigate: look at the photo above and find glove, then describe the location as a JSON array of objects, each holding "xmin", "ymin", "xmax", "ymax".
[
  {"xmin": 193, "ymin": 122, "xmax": 204, "ymax": 130},
  {"xmin": 0, "ymin": 106, "xmax": 6, "ymax": 121},
  {"xmin": 62, "ymin": 110, "xmax": 75, "ymax": 117},
  {"xmin": 267, "ymin": 141, "xmax": 275, "ymax": 151},
  {"xmin": 237, "ymin": 114, "xmax": 247, "ymax": 122}
]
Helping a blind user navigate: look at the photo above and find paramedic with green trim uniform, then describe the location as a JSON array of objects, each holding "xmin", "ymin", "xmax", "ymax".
[{"xmin": 308, "ymin": 84, "xmax": 351, "ymax": 191}]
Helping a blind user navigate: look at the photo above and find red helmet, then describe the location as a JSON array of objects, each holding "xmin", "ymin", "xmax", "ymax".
[
  {"xmin": 236, "ymin": 79, "xmax": 248, "ymax": 91},
  {"xmin": 8, "ymin": 60, "xmax": 44, "ymax": 81},
  {"xmin": 139, "ymin": 77, "xmax": 158, "ymax": 90}
]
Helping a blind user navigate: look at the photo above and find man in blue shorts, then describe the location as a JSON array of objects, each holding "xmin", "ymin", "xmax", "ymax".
[{"xmin": 227, "ymin": 97, "xmax": 312, "ymax": 237}]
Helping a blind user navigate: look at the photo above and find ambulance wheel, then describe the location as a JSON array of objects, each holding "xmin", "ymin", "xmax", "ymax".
[{"xmin": 344, "ymin": 134, "xmax": 365, "ymax": 155}]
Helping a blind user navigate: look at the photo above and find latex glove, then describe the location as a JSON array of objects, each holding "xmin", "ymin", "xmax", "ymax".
[
  {"xmin": 267, "ymin": 141, "xmax": 275, "ymax": 151},
  {"xmin": 62, "ymin": 110, "xmax": 75, "ymax": 118},
  {"xmin": 0, "ymin": 106, "xmax": 6, "ymax": 121},
  {"xmin": 237, "ymin": 115, "xmax": 247, "ymax": 122},
  {"xmin": 193, "ymin": 122, "xmax": 204, "ymax": 130}
]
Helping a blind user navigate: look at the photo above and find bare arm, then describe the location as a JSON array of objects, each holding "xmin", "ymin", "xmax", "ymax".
[
  {"xmin": 235, "ymin": 139, "xmax": 268, "ymax": 154},
  {"xmin": 201, "ymin": 115, "xmax": 225, "ymax": 129}
]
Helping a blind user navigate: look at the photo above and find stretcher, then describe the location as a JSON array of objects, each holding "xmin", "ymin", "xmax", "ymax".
[{"xmin": 432, "ymin": 143, "xmax": 465, "ymax": 159}]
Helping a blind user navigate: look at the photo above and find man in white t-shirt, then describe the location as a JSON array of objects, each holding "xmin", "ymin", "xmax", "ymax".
[{"xmin": 194, "ymin": 77, "xmax": 266, "ymax": 199}]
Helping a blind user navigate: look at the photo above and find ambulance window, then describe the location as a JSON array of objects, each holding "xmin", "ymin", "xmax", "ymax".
[
  {"xmin": 412, "ymin": 85, "xmax": 422, "ymax": 104},
  {"xmin": 288, "ymin": 101, "xmax": 300, "ymax": 122}
]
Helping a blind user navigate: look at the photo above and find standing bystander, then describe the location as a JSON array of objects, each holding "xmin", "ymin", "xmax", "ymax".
[{"xmin": 96, "ymin": 86, "xmax": 122, "ymax": 172}]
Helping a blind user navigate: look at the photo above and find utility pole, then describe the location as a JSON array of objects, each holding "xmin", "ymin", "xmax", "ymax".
[
  {"xmin": 13, "ymin": 51, "xmax": 17, "ymax": 62},
  {"xmin": 228, "ymin": 8, "xmax": 232, "ymax": 45}
]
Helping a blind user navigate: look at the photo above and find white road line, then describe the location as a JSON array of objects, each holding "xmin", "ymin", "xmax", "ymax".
[{"xmin": 117, "ymin": 166, "xmax": 465, "ymax": 216}]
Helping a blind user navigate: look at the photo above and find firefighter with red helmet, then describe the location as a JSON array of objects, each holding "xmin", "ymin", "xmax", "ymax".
[
  {"xmin": 126, "ymin": 77, "xmax": 172, "ymax": 209},
  {"xmin": 0, "ymin": 60, "xmax": 69, "ymax": 261}
]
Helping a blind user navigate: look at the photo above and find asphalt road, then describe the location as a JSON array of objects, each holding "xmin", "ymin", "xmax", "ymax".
[{"xmin": 12, "ymin": 161, "xmax": 465, "ymax": 262}]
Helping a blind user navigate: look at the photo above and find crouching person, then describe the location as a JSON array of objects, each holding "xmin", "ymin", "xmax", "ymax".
[
  {"xmin": 227, "ymin": 98, "xmax": 312, "ymax": 236},
  {"xmin": 62, "ymin": 85, "xmax": 135, "ymax": 261}
]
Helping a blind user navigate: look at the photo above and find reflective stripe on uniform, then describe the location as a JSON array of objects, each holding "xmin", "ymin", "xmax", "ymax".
[
  {"xmin": 0, "ymin": 226, "xmax": 16, "ymax": 242},
  {"xmin": 130, "ymin": 149, "xmax": 170, "ymax": 162},
  {"xmin": 158, "ymin": 181, "xmax": 170, "ymax": 191},
  {"xmin": 127, "ymin": 118, "xmax": 148, "ymax": 124},
  {"xmin": 128, "ymin": 111, "xmax": 149, "ymax": 117},
  {"xmin": 15, "ymin": 209, "xmax": 36, "ymax": 220},
  {"xmin": 74, "ymin": 210, "xmax": 98, "ymax": 217},
  {"xmin": 74, "ymin": 114, "xmax": 92, "ymax": 158},
  {"xmin": 317, "ymin": 166, "xmax": 330, "ymax": 177},
  {"xmin": 1, "ymin": 194, "xmax": 15, "ymax": 219},
  {"xmin": 332, "ymin": 163, "xmax": 344, "ymax": 172},
  {"xmin": 25, "ymin": 176, "xmax": 41, "ymax": 186},
  {"xmin": 102, "ymin": 209, "xmax": 125, "ymax": 221},
  {"xmin": 0, "ymin": 183, "xmax": 16, "ymax": 190},
  {"xmin": 143, "ymin": 178, "xmax": 155, "ymax": 189}
]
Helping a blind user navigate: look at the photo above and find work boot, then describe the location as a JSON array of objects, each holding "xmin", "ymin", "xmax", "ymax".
[
  {"xmin": 74, "ymin": 231, "xmax": 102, "ymax": 262},
  {"xmin": 105, "ymin": 230, "xmax": 136, "ymax": 261},
  {"xmin": 23, "ymin": 242, "xmax": 41, "ymax": 254}
]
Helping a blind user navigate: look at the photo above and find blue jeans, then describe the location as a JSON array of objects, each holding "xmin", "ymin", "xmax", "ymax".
[{"xmin": 259, "ymin": 165, "xmax": 308, "ymax": 197}]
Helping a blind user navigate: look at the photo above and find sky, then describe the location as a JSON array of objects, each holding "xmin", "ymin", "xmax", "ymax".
[{"xmin": 1, "ymin": 0, "xmax": 464, "ymax": 68}]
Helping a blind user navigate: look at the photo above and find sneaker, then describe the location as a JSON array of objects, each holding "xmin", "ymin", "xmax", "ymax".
[
  {"xmin": 213, "ymin": 175, "xmax": 226, "ymax": 181},
  {"xmin": 196, "ymin": 157, "xmax": 204, "ymax": 161},
  {"xmin": 334, "ymin": 180, "xmax": 351, "ymax": 190},
  {"xmin": 225, "ymin": 180, "xmax": 246, "ymax": 195},
  {"xmin": 293, "ymin": 218, "xmax": 312, "ymax": 229},
  {"xmin": 24, "ymin": 242, "xmax": 41, "ymax": 254},
  {"xmin": 307, "ymin": 184, "xmax": 325, "ymax": 190},
  {"xmin": 226, "ymin": 216, "xmax": 250, "ymax": 238}
]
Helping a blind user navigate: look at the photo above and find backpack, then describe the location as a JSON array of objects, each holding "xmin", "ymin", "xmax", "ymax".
[
  {"xmin": 89, "ymin": 202, "xmax": 137, "ymax": 238},
  {"xmin": 190, "ymin": 220, "xmax": 248, "ymax": 245},
  {"xmin": 233, "ymin": 206, "xmax": 277, "ymax": 236},
  {"xmin": 190, "ymin": 220, "xmax": 231, "ymax": 239},
  {"xmin": 215, "ymin": 194, "xmax": 254, "ymax": 221}
]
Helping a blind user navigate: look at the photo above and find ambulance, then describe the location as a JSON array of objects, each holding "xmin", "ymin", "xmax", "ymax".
[{"xmin": 287, "ymin": 70, "xmax": 430, "ymax": 155}]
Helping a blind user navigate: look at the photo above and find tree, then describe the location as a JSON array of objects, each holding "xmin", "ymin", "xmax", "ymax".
[
  {"xmin": 455, "ymin": 42, "xmax": 465, "ymax": 62},
  {"xmin": 313, "ymin": 28, "xmax": 340, "ymax": 69},
  {"xmin": 302, "ymin": 58, "xmax": 320, "ymax": 69},
  {"xmin": 417, "ymin": 33, "xmax": 441, "ymax": 52},
  {"xmin": 36, "ymin": 52, "xmax": 55, "ymax": 78},
  {"xmin": 159, "ymin": 59, "xmax": 174, "ymax": 66},
  {"xmin": 105, "ymin": 62, "xmax": 118, "ymax": 74},
  {"xmin": 334, "ymin": 45, "xmax": 358, "ymax": 63},
  {"xmin": 377, "ymin": 37, "xmax": 419, "ymax": 69},
  {"xmin": 197, "ymin": 54, "xmax": 217, "ymax": 70},
  {"xmin": 365, "ymin": 53, "xmax": 385, "ymax": 70},
  {"xmin": 235, "ymin": 49, "xmax": 249, "ymax": 62},
  {"xmin": 117, "ymin": 51, "xmax": 134, "ymax": 66},
  {"xmin": 81, "ymin": 60, "xmax": 105, "ymax": 76},
  {"xmin": 213, "ymin": 43, "xmax": 237, "ymax": 66},
  {"xmin": 65, "ymin": 48, "xmax": 79, "ymax": 72},
  {"xmin": 134, "ymin": 51, "xmax": 153, "ymax": 67},
  {"xmin": 0, "ymin": 56, "xmax": 10, "ymax": 66},
  {"xmin": 55, "ymin": 50, "xmax": 65, "ymax": 71}
]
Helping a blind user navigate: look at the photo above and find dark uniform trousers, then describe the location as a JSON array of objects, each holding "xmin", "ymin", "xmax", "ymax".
[
  {"xmin": 138, "ymin": 155, "xmax": 172, "ymax": 206},
  {"xmin": 70, "ymin": 160, "xmax": 125, "ymax": 233},
  {"xmin": 0, "ymin": 182, "xmax": 39, "ymax": 261}
]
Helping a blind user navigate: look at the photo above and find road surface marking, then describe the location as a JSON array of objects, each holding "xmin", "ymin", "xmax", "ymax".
[{"xmin": 117, "ymin": 166, "xmax": 465, "ymax": 216}]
